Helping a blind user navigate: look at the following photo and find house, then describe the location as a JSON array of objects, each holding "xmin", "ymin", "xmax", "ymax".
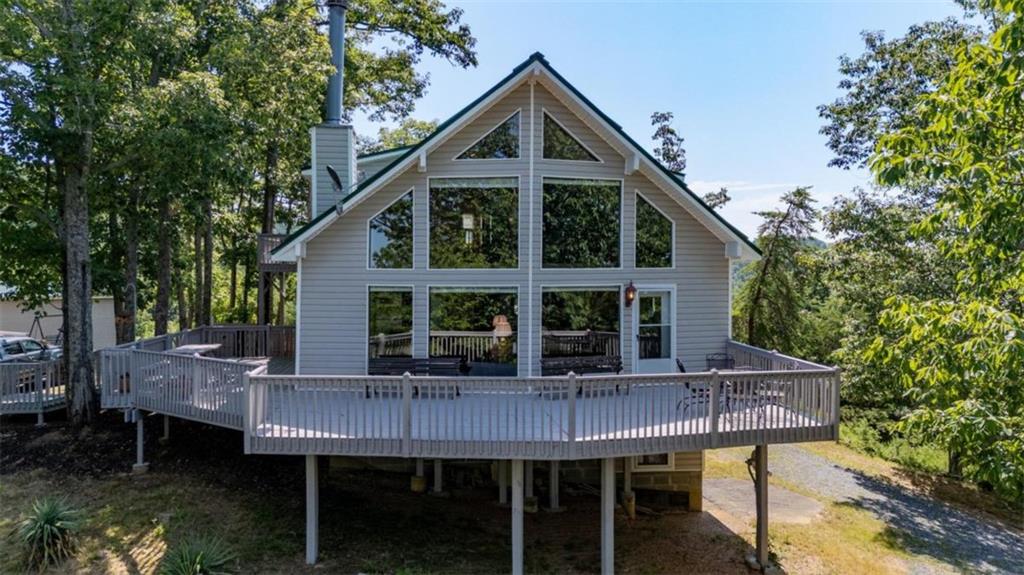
[
  {"xmin": 90, "ymin": 3, "xmax": 838, "ymax": 573},
  {"xmin": 0, "ymin": 286, "xmax": 116, "ymax": 351}
]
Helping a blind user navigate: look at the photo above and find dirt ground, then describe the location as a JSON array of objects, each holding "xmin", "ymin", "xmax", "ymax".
[{"xmin": 1, "ymin": 412, "xmax": 755, "ymax": 574}]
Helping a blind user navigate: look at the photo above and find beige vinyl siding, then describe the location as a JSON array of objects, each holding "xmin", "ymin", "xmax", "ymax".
[{"xmin": 298, "ymin": 82, "xmax": 729, "ymax": 375}]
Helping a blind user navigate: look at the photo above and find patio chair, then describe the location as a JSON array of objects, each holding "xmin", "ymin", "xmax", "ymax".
[{"xmin": 705, "ymin": 353, "xmax": 735, "ymax": 371}]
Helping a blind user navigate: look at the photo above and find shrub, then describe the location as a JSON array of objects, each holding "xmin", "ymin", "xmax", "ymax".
[
  {"xmin": 16, "ymin": 497, "xmax": 81, "ymax": 570},
  {"xmin": 160, "ymin": 535, "xmax": 236, "ymax": 575}
]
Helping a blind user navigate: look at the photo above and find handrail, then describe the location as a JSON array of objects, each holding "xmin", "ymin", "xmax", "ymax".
[
  {"xmin": 0, "ymin": 359, "xmax": 65, "ymax": 415},
  {"xmin": 726, "ymin": 340, "xmax": 833, "ymax": 371}
]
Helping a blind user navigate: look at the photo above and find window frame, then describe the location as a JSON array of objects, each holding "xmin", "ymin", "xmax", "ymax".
[
  {"xmin": 451, "ymin": 108, "xmax": 523, "ymax": 161},
  {"xmin": 540, "ymin": 176, "xmax": 624, "ymax": 270},
  {"xmin": 540, "ymin": 108, "xmax": 603, "ymax": 163},
  {"xmin": 634, "ymin": 190, "xmax": 676, "ymax": 270},
  {"xmin": 629, "ymin": 453, "xmax": 676, "ymax": 472},
  {"xmin": 364, "ymin": 284, "xmax": 416, "ymax": 375},
  {"xmin": 426, "ymin": 175, "xmax": 522, "ymax": 271},
  {"xmin": 366, "ymin": 187, "xmax": 415, "ymax": 270},
  {"xmin": 426, "ymin": 284, "xmax": 522, "ymax": 377}
]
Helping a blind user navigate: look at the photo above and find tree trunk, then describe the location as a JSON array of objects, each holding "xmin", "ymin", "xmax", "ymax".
[
  {"xmin": 229, "ymin": 258, "xmax": 237, "ymax": 314},
  {"xmin": 202, "ymin": 198, "xmax": 213, "ymax": 326},
  {"xmin": 241, "ymin": 263, "xmax": 251, "ymax": 323},
  {"xmin": 123, "ymin": 186, "xmax": 139, "ymax": 342},
  {"xmin": 261, "ymin": 141, "xmax": 279, "ymax": 324},
  {"xmin": 60, "ymin": 148, "xmax": 98, "ymax": 426},
  {"xmin": 109, "ymin": 212, "xmax": 129, "ymax": 344},
  {"xmin": 193, "ymin": 225, "xmax": 203, "ymax": 326},
  {"xmin": 154, "ymin": 196, "xmax": 172, "ymax": 335},
  {"xmin": 176, "ymin": 273, "xmax": 189, "ymax": 330}
]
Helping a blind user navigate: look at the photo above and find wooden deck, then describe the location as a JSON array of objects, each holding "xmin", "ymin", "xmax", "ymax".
[{"xmin": 94, "ymin": 329, "xmax": 839, "ymax": 460}]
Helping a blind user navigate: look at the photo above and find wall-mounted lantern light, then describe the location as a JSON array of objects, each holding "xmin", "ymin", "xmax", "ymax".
[{"xmin": 624, "ymin": 281, "xmax": 637, "ymax": 308}]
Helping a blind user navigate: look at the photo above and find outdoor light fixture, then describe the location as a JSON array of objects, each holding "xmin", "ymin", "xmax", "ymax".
[{"xmin": 624, "ymin": 281, "xmax": 637, "ymax": 308}]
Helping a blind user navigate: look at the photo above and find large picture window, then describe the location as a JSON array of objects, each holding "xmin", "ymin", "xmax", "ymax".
[
  {"xmin": 456, "ymin": 111, "xmax": 520, "ymax": 160},
  {"xmin": 635, "ymin": 194, "xmax": 673, "ymax": 268},
  {"xmin": 368, "ymin": 190, "xmax": 413, "ymax": 269},
  {"xmin": 368, "ymin": 287, "xmax": 413, "ymax": 359},
  {"xmin": 541, "ymin": 288, "xmax": 621, "ymax": 362},
  {"xmin": 543, "ymin": 111, "xmax": 599, "ymax": 162},
  {"xmin": 429, "ymin": 287, "xmax": 518, "ymax": 376},
  {"xmin": 543, "ymin": 178, "xmax": 621, "ymax": 268},
  {"xmin": 429, "ymin": 177, "xmax": 519, "ymax": 269}
]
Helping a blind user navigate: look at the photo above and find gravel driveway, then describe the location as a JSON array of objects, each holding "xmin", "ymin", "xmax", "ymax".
[{"xmin": 716, "ymin": 445, "xmax": 1024, "ymax": 574}]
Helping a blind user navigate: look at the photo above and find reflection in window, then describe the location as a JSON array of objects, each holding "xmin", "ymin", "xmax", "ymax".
[
  {"xmin": 430, "ymin": 177, "xmax": 519, "ymax": 269},
  {"xmin": 543, "ymin": 111, "xmax": 599, "ymax": 161},
  {"xmin": 429, "ymin": 287, "xmax": 517, "ymax": 376},
  {"xmin": 543, "ymin": 178, "xmax": 620, "ymax": 268},
  {"xmin": 368, "ymin": 287, "xmax": 413, "ymax": 359},
  {"xmin": 457, "ymin": 111, "xmax": 520, "ymax": 159},
  {"xmin": 541, "ymin": 288, "xmax": 620, "ymax": 359},
  {"xmin": 638, "ymin": 291, "xmax": 672, "ymax": 360},
  {"xmin": 368, "ymin": 191, "xmax": 413, "ymax": 269},
  {"xmin": 636, "ymin": 195, "xmax": 672, "ymax": 268}
]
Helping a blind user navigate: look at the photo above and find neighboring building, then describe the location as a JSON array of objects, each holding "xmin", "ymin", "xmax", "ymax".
[{"xmin": 0, "ymin": 288, "xmax": 116, "ymax": 351}]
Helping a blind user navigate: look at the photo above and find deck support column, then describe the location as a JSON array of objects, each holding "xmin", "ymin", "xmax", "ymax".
[
  {"xmin": 498, "ymin": 460, "xmax": 508, "ymax": 505},
  {"xmin": 433, "ymin": 459, "xmax": 444, "ymax": 495},
  {"xmin": 160, "ymin": 415, "xmax": 170, "ymax": 443},
  {"xmin": 547, "ymin": 461, "xmax": 561, "ymax": 511},
  {"xmin": 511, "ymin": 459, "xmax": 524, "ymax": 575},
  {"xmin": 622, "ymin": 457, "xmax": 635, "ymax": 519},
  {"xmin": 132, "ymin": 409, "xmax": 148, "ymax": 473},
  {"xmin": 305, "ymin": 454, "xmax": 319, "ymax": 565},
  {"xmin": 411, "ymin": 458, "xmax": 426, "ymax": 493},
  {"xmin": 601, "ymin": 457, "xmax": 615, "ymax": 575},
  {"xmin": 36, "ymin": 411, "xmax": 44, "ymax": 427},
  {"xmin": 755, "ymin": 444, "xmax": 769, "ymax": 570}
]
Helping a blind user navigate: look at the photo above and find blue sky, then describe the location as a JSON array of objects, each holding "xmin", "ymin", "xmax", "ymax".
[{"xmin": 352, "ymin": 1, "xmax": 963, "ymax": 238}]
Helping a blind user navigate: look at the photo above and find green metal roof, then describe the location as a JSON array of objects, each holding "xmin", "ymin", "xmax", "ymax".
[{"xmin": 274, "ymin": 52, "xmax": 760, "ymax": 257}]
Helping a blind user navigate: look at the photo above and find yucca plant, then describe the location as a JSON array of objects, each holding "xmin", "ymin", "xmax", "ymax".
[
  {"xmin": 159, "ymin": 535, "xmax": 236, "ymax": 575},
  {"xmin": 16, "ymin": 497, "xmax": 81, "ymax": 570}
]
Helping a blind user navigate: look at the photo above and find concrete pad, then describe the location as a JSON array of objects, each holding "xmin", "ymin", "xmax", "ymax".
[{"xmin": 703, "ymin": 478, "xmax": 823, "ymax": 525}]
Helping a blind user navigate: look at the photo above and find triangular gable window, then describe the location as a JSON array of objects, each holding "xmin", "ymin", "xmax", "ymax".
[
  {"xmin": 543, "ymin": 111, "xmax": 599, "ymax": 162},
  {"xmin": 456, "ymin": 111, "xmax": 520, "ymax": 159}
]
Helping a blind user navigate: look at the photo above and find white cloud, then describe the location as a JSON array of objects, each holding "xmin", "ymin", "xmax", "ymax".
[{"xmin": 687, "ymin": 180, "xmax": 799, "ymax": 237}]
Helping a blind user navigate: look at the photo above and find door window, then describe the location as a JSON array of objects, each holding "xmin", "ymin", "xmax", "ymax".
[{"xmin": 638, "ymin": 292, "xmax": 672, "ymax": 360}]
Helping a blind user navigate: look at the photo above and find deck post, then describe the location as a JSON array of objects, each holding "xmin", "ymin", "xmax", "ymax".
[
  {"xmin": 547, "ymin": 461, "xmax": 561, "ymax": 511},
  {"xmin": 132, "ymin": 409, "xmax": 148, "ymax": 473},
  {"xmin": 36, "ymin": 411, "xmax": 44, "ymax": 427},
  {"xmin": 601, "ymin": 457, "xmax": 615, "ymax": 575},
  {"xmin": 411, "ymin": 458, "xmax": 426, "ymax": 493},
  {"xmin": 305, "ymin": 454, "xmax": 319, "ymax": 565},
  {"xmin": 433, "ymin": 459, "xmax": 444, "ymax": 494},
  {"xmin": 498, "ymin": 460, "xmax": 508, "ymax": 505},
  {"xmin": 754, "ymin": 444, "xmax": 769, "ymax": 569},
  {"xmin": 567, "ymin": 373, "xmax": 577, "ymax": 459},
  {"xmin": 402, "ymin": 373, "xmax": 412, "ymax": 456},
  {"xmin": 160, "ymin": 415, "xmax": 170, "ymax": 443},
  {"xmin": 710, "ymin": 369, "xmax": 720, "ymax": 447},
  {"xmin": 511, "ymin": 459, "xmax": 524, "ymax": 575},
  {"xmin": 623, "ymin": 458, "xmax": 636, "ymax": 519}
]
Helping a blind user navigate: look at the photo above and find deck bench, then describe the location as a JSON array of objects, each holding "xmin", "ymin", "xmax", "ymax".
[
  {"xmin": 366, "ymin": 356, "xmax": 467, "ymax": 398},
  {"xmin": 540, "ymin": 355, "xmax": 623, "ymax": 377}
]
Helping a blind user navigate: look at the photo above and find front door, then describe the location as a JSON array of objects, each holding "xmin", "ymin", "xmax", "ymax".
[{"xmin": 633, "ymin": 288, "xmax": 675, "ymax": 374}]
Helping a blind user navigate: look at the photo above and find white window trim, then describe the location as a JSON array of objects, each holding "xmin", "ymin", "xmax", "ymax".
[
  {"xmin": 630, "ymin": 453, "xmax": 676, "ymax": 472},
  {"xmin": 540, "ymin": 108, "xmax": 603, "ymax": 163},
  {"xmin": 540, "ymin": 176, "xmax": 624, "ymax": 271},
  {"xmin": 634, "ymin": 189, "xmax": 676, "ymax": 270},
  {"xmin": 451, "ymin": 108, "xmax": 523, "ymax": 161},
  {"xmin": 364, "ymin": 284, "xmax": 416, "ymax": 376},
  {"xmin": 366, "ymin": 187, "xmax": 415, "ymax": 270},
  {"xmin": 425, "ymin": 174, "xmax": 522, "ymax": 272},
  {"xmin": 425, "ymin": 284, "xmax": 522, "ymax": 377}
]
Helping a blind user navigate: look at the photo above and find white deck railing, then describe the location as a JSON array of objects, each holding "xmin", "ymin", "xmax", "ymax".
[
  {"xmin": 97, "ymin": 337, "xmax": 840, "ymax": 460},
  {"xmin": 0, "ymin": 359, "xmax": 65, "ymax": 415},
  {"xmin": 243, "ymin": 368, "xmax": 839, "ymax": 459}
]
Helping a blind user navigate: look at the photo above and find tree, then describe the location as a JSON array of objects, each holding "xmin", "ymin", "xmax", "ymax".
[
  {"xmin": 358, "ymin": 117, "xmax": 438, "ymax": 153},
  {"xmin": 650, "ymin": 111, "xmax": 685, "ymax": 173},
  {"xmin": 734, "ymin": 187, "xmax": 818, "ymax": 351},
  {"xmin": 702, "ymin": 187, "xmax": 730, "ymax": 210},
  {"xmin": 818, "ymin": 18, "xmax": 982, "ymax": 171},
  {"xmin": 869, "ymin": 0, "xmax": 1024, "ymax": 503}
]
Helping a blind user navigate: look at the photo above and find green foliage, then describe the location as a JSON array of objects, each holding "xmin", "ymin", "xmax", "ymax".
[
  {"xmin": 542, "ymin": 180, "xmax": 621, "ymax": 268},
  {"xmin": 840, "ymin": 409, "xmax": 948, "ymax": 474},
  {"xmin": 867, "ymin": 0, "xmax": 1024, "ymax": 503},
  {"xmin": 733, "ymin": 187, "xmax": 818, "ymax": 352},
  {"xmin": 358, "ymin": 118, "xmax": 439, "ymax": 153},
  {"xmin": 635, "ymin": 195, "xmax": 672, "ymax": 268},
  {"xmin": 159, "ymin": 535, "xmax": 236, "ymax": 575},
  {"xmin": 650, "ymin": 111, "xmax": 685, "ymax": 172},
  {"xmin": 16, "ymin": 497, "xmax": 81, "ymax": 570}
]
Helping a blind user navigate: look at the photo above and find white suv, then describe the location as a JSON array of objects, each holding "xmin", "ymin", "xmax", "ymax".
[{"xmin": 0, "ymin": 334, "xmax": 62, "ymax": 363}]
